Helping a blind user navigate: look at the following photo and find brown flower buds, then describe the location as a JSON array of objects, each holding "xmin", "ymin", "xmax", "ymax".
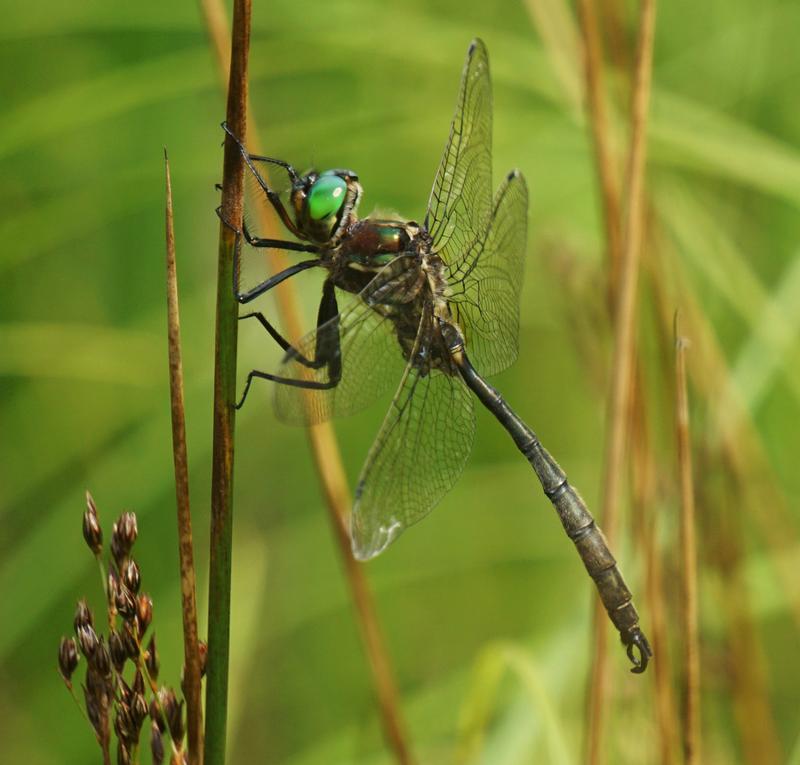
[
  {"xmin": 145, "ymin": 634, "xmax": 159, "ymax": 681},
  {"xmin": 58, "ymin": 636, "xmax": 80, "ymax": 688},
  {"xmin": 83, "ymin": 491, "xmax": 103, "ymax": 555},
  {"xmin": 121, "ymin": 559, "xmax": 141, "ymax": 594},
  {"xmin": 111, "ymin": 512, "xmax": 138, "ymax": 566}
]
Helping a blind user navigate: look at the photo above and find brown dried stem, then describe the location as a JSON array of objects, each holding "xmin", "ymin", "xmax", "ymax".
[
  {"xmin": 576, "ymin": 0, "xmax": 624, "ymax": 291},
  {"xmin": 204, "ymin": 0, "xmax": 251, "ymax": 763},
  {"xmin": 198, "ymin": 2, "xmax": 413, "ymax": 763},
  {"xmin": 586, "ymin": 1, "xmax": 656, "ymax": 763},
  {"xmin": 674, "ymin": 314, "xmax": 701, "ymax": 765},
  {"xmin": 164, "ymin": 150, "xmax": 203, "ymax": 765},
  {"xmin": 630, "ymin": 366, "xmax": 680, "ymax": 765}
]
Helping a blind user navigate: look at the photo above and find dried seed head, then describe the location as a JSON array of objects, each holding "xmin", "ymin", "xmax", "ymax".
[
  {"xmin": 137, "ymin": 593, "xmax": 153, "ymax": 637},
  {"xmin": 83, "ymin": 491, "xmax": 103, "ymax": 555},
  {"xmin": 109, "ymin": 630, "xmax": 127, "ymax": 672},
  {"xmin": 131, "ymin": 691, "xmax": 148, "ymax": 734},
  {"xmin": 91, "ymin": 636, "xmax": 112, "ymax": 678},
  {"xmin": 115, "ymin": 585, "xmax": 138, "ymax": 622},
  {"xmin": 121, "ymin": 559, "xmax": 141, "ymax": 594},
  {"xmin": 157, "ymin": 687, "xmax": 182, "ymax": 740},
  {"xmin": 149, "ymin": 694, "xmax": 165, "ymax": 733},
  {"xmin": 150, "ymin": 722, "xmax": 164, "ymax": 765},
  {"xmin": 117, "ymin": 675, "xmax": 133, "ymax": 707},
  {"xmin": 122, "ymin": 622, "xmax": 139, "ymax": 660},
  {"xmin": 116, "ymin": 738, "xmax": 132, "ymax": 765},
  {"xmin": 164, "ymin": 691, "xmax": 184, "ymax": 744},
  {"xmin": 73, "ymin": 599, "xmax": 94, "ymax": 633},
  {"xmin": 132, "ymin": 669, "xmax": 145, "ymax": 697},
  {"xmin": 76, "ymin": 623, "xmax": 99, "ymax": 658},
  {"xmin": 83, "ymin": 683, "xmax": 103, "ymax": 736},
  {"xmin": 58, "ymin": 636, "xmax": 80, "ymax": 687},
  {"xmin": 111, "ymin": 512, "xmax": 138, "ymax": 565},
  {"xmin": 145, "ymin": 634, "xmax": 159, "ymax": 681},
  {"xmin": 107, "ymin": 566, "xmax": 120, "ymax": 609},
  {"xmin": 115, "ymin": 703, "xmax": 134, "ymax": 744}
]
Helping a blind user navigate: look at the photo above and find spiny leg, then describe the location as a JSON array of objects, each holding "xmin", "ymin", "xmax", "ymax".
[
  {"xmin": 221, "ymin": 121, "xmax": 304, "ymax": 238},
  {"xmin": 215, "ymin": 205, "xmax": 320, "ymax": 304},
  {"xmin": 237, "ymin": 279, "xmax": 342, "ymax": 409}
]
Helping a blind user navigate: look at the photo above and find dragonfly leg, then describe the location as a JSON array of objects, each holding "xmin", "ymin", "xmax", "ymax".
[
  {"xmin": 235, "ymin": 258, "xmax": 319, "ymax": 305},
  {"xmin": 236, "ymin": 280, "xmax": 342, "ymax": 409},
  {"xmin": 215, "ymin": 206, "xmax": 321, "ymax": 304},
  {"xmin": 221, "ymin": 122, "xmax": 304, "ymax": 238}
]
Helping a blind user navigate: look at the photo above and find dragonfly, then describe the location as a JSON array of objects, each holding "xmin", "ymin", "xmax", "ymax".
[{"xmin": 221, "ymin": 39, "xmax": 651, "ymax": 672}]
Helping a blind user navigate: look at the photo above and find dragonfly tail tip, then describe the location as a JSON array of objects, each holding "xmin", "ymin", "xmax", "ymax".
[{"xmin": 625, "ymin": 629, "xmax": 653, "ymax": 674}]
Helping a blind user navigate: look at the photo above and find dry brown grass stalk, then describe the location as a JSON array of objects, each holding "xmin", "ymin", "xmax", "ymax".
[
  {"xmin": 708, "ymin": 475, "xmax": 783, "ymax": 765},
  {"xmin": 164, "ymin": 150, "xmax": 204, "ymax": 764},
  {"xmin": 576, "ymin": 0, "xmax": 624, "ymax": 289},
  {"xmin": 630, "ymin": 367, "xmax": 680, "ymax": 765},
  {"xmin": 674, "ymin": 315, "xmax": 701, "ymax": 765},
  {"xmin": 649, "ymin": 245, "xmax": 800, "ymax": 633},
  {"xmin": 586, "ymin": 1, "xmax": 656, "ymax": 762},
  {"xmin": 648, "ymin": 235, "xmax": 786, "ymax": 765},
  {"xmin": 198, "ymin": 3, "xmax": 414, "ymax": 762}
]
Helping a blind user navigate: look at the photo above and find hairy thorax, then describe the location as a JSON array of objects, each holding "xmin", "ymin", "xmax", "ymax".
[{"xmin": 323, "ymin": 216, "xmax": 457, "ymax": 376}]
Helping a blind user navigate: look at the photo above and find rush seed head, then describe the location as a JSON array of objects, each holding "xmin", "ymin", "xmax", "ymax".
[{"xmin": 58, "ymin": 636, "xmax": 80, "ymax": 688}]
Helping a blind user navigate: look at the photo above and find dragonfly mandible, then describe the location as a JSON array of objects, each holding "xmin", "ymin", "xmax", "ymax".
[{"xmin": 220, "ymin": 39, "xmax": 651, "ymax": 672}]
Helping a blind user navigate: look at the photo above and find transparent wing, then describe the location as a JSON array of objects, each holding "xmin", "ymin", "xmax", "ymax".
[
  {"xmin": 425, "ymin": 38, "xmax": 493, "ymax": 267},
  {"xmin": 446, "ymin": 170, "xmax": 529, "ymax": 376},
  {"xmin": 351, "ymin": 311, "xmax": 476, "ymax": 560},
  {"xmin": 273, "ymin": 256, "xmax": 420, "ymax": 425}
]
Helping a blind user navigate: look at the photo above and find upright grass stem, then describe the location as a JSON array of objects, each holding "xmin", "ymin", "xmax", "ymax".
[
  {"xmin": 198, "ymin": 2, "xmax": 413, "ymax": 762},
  {"xmin": 674, "ymin": 316, "xmax": 701, "ymax": 765},
  {"xmin": 585, "ymin": 1, "xmax": 656, "ymax": 763},
  {"xmin": 577, "ymin": 0, "xmax": 624, "ymax": 292},
  {"xmin": 164, "ymin": 150, "xmax": 203, "ymax": 764},
  {"xmin": 204, "ymin": 1, "xmax": 251, "ymax": 763}
]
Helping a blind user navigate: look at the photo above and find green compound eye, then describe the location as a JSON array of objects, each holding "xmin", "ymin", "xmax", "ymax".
[{"xmin": 308, "ymin": 175, "xmax": 348, "ymax": 220}]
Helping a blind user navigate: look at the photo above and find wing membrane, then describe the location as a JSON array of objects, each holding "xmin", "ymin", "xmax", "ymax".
[
  {"xmin": 273, "ymin": 256, "xmax": 419, "ymax": 425},
  {"xmin": 447, "ymin": 170, "xmax": 528, "ymax": 376},
  {"xmin": 425, "ymin": 39, "xmax": 493, "ymax": 267},
  {"xmin": 351, "ymin": 307, "xmax": 476, "ymax": 560}
]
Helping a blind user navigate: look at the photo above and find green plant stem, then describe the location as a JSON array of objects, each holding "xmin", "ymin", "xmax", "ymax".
[{"xmin": 205, "ymin": 1, "xmax": 251, "ymax": 763}]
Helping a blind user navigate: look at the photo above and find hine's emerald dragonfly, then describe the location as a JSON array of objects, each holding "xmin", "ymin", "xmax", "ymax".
[{"xmin": 221, "ymin": 39, "xmax": 651, "ymax": 672}]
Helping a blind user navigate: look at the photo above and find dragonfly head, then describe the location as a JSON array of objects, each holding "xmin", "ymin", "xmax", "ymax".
[{"xmin": 292, "ymin": 169, "xmax": 362, "ymax": 246}]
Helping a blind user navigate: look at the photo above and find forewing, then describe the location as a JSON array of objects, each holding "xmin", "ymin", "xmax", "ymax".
[
  {"xmin": 351, "ymin": 326, "xmax": 476, "ymax": 560},
  {"xmin": 447, "ymin": 171, "xmax": 529, "ymax": 376},
  {"xmin": 425, "ymin": 39, "xmax": 493, "ymax": 267},
  {"xmin": 273, "ymin": 256, "xmax": 418, "ymax": 425}
]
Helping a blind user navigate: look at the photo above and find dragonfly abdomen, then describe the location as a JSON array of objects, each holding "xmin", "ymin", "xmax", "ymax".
[{"xmin": 454, "ymin": 348, "xmax": 652, "ymax": 673}]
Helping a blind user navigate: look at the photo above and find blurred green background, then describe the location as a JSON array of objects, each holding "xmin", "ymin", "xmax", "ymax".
[{"xmin": 2, "ymin": 0, "xmax": 799, "ymax": 763}]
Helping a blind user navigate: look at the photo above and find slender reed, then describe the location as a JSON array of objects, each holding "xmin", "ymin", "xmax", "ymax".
[
  {"xmin": 164, "ymin": 150, "xmax": 204, "ymax": 764},
  {"xmin": 674, "ymin": 315, "xmax": 701, "ymax": 765},
  {"xmin": 630, "ymin": 369, "xmax": 679, "ymax": 765},
  {"xmin": 198, "ymin": 2, "xmax": 413, "ymax": 762},
  {"xmin": 576, "ymin": 0, "xmax": 624, "ymax": 291},
  {"xmin": 649, "ymin": 248, "xmax": 785, "ymax": 762},
  {"xmin": 205, "ymin": 1, "xmax": 251, "ymax": 763},
  {"xmin": 586, "ymin": 1, "xmax": 656, "ymax": 763},
  {"xmin": 707, "ymin": 473, "xmax": 783, "ymax": 764}
]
